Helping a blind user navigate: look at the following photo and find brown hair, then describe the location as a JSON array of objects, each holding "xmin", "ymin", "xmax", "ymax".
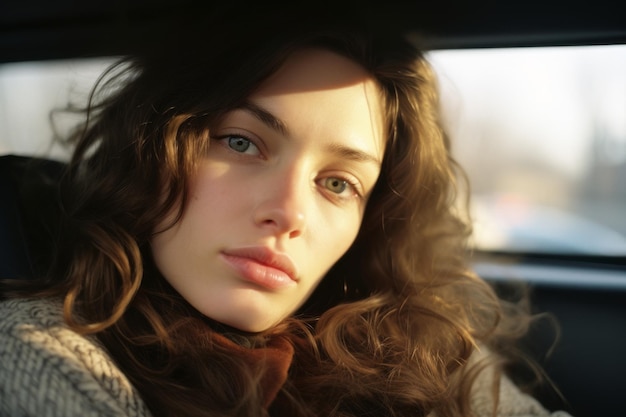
[{"xmin": 3, "ymin": 6, "xmax": 538, "ymax": 417}]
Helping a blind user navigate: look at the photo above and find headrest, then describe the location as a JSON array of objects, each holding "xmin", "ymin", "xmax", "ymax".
[{"xmin": 0, "ymin": 155, "xmax": 66, "ymax": 280}]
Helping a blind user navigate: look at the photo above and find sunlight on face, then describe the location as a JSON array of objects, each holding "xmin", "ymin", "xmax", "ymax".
[{"xmin": 151, "ymin": 49, "xmax": 385, "ymax": 332}]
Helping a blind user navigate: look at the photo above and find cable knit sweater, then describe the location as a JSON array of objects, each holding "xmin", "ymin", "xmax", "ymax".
[{"xmin": 0, "ymin": 298, "xmax": 572, "ymax": 417}]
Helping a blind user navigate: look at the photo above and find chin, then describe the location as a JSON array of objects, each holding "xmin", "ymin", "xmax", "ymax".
[
  {"xmin": 229, "ymin": 321, "xmax": 276, "ymax": 334},
  {"xmin": 217, "ymin": 315, "xmax": 282, "ymax": 334}
]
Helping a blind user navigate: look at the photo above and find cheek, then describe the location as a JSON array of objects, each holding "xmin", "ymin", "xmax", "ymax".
[
  {"xmin": 191, "ymin": 161, "xmax": 255, "ymax": 201},
  {"xmin": 340, "ymin": 218, "xmax": 362, "ymax": 250},
  {"xmin": 317, "ymin": 212, "xmax": 363, "ymax": 265},
  {"xmin": 186, "ymin": 167, "xmax": 244, "ymax": 216}
]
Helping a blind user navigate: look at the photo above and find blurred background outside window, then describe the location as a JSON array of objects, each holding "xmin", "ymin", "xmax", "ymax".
[{"xmin": 430, "ymin": 45, "xmax": 626, "ymax": 256}]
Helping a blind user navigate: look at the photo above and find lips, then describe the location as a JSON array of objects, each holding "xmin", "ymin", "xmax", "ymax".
[{"xmin": 220, "ymin": 246, "xmax": 298, "ymax": 290}]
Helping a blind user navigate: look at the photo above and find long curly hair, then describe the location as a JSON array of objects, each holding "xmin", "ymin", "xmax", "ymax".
[{"xmin": 3, "ymin": 5, "xmax": 537, "ymax": 417}]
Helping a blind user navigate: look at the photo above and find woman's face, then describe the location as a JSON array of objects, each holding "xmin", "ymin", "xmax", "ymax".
[{"xmin": 151, "ymin": 48, "xmax": 385, "ymax": 332}]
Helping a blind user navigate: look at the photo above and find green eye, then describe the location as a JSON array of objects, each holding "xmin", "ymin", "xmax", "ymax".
[{"xmin": 325, "ymin": 178, "xmax": 348, "ymax": 194}]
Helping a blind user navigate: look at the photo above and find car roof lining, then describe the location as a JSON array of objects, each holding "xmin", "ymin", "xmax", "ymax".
[{"xmin": 1, "ymin": 0, "xmax": 625, "ymax": 63}]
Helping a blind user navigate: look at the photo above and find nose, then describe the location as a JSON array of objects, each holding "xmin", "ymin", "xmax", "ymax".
[{"xmin": 252, "ymin": 165, "xmax": 308, "ymax": 239}]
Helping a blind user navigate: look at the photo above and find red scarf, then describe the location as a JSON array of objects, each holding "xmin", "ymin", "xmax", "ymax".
[{"xmin": 210, "ymin": 332, "xmax": 295, "ymax": 409}]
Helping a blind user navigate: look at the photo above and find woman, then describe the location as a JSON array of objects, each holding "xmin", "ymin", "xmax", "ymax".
[{"xmin": 0, "ymin": 5, "xmax": 569, "ymax": 417}]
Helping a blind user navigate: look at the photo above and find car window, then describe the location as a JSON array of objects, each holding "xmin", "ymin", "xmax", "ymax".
[
  {"xmin": 428, "ymin": 45, "xmax": 626, "ymax": 256},
  {"xmin": 0, "ymin": 57, "xmax": 113, "ymax": 159},
  {"xmin": 1, "ymin": 45, "xmax": 625, "ymax": 257}
]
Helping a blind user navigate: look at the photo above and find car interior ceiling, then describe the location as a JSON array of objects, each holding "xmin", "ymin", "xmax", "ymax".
[{"xmin": 1, "ymin": 1, "xmax": 625, "ymax": 417}]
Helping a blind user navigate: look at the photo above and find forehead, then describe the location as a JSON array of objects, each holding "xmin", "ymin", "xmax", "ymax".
[
  {"xmin": 249, "ymin": 48, "xmax": 386, "ymax": 151},
  {"xmin": 255, "ymin": 48, "xmax": 380, "ymax": 101}
]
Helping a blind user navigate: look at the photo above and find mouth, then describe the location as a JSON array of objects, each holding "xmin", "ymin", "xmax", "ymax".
[{"xmin": 220, "ymin": 246, "xmax": 298, "ymax": 290}]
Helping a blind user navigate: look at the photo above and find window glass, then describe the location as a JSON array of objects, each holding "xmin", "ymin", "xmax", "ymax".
[
  {"xmin": 1, "ymin": 46, "xmax": 625, "ymax": 256},
  {"xmin": 0, "ymin": 57, "xmax": 113, "ymax": 160},
  {"xmin": 428, "ymin": 45, "xmax": 626, "ymax": 256}
]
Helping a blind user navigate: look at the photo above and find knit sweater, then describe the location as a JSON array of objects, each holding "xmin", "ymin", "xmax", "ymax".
[{"xmin": 0, "ymin": 298, "xmax": 572, "ymax": 417}]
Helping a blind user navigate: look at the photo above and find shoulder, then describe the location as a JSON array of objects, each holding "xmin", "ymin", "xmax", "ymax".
[
  {"xmin": 468, "ymin": 347, "xmax": 573, "ymax": 417},
  {"xmin": 0, "ymin": 297, "xmax": 152, "ymax": 417},
  {"xmin": 0, "ymin": 297, "xmax": 65, "ymax": 328}
]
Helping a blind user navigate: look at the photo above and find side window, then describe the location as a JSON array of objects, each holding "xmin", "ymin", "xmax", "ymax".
[
  {"xmin": 429, "ymin": 45, "xmax": 626, "ymax": 256},
  {"xmin": 3, "ymin": 48, "xmax": 626, "ymax": 257},
  {"xmin": 0, "ymin": 57, "xmax": 114, "ymax": 159}
]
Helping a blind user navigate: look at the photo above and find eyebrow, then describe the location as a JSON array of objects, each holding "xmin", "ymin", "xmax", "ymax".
[
  {"xmin": 239, "ymin": 101, "xmax": 289, "ymax": 136},
  {"xmin": 238, "ymin": 100, "xmax": 381, "ymax": 166},
  {"xmin": 323, "ymin": 142, "xmax": 381, "ymax": 166}
]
